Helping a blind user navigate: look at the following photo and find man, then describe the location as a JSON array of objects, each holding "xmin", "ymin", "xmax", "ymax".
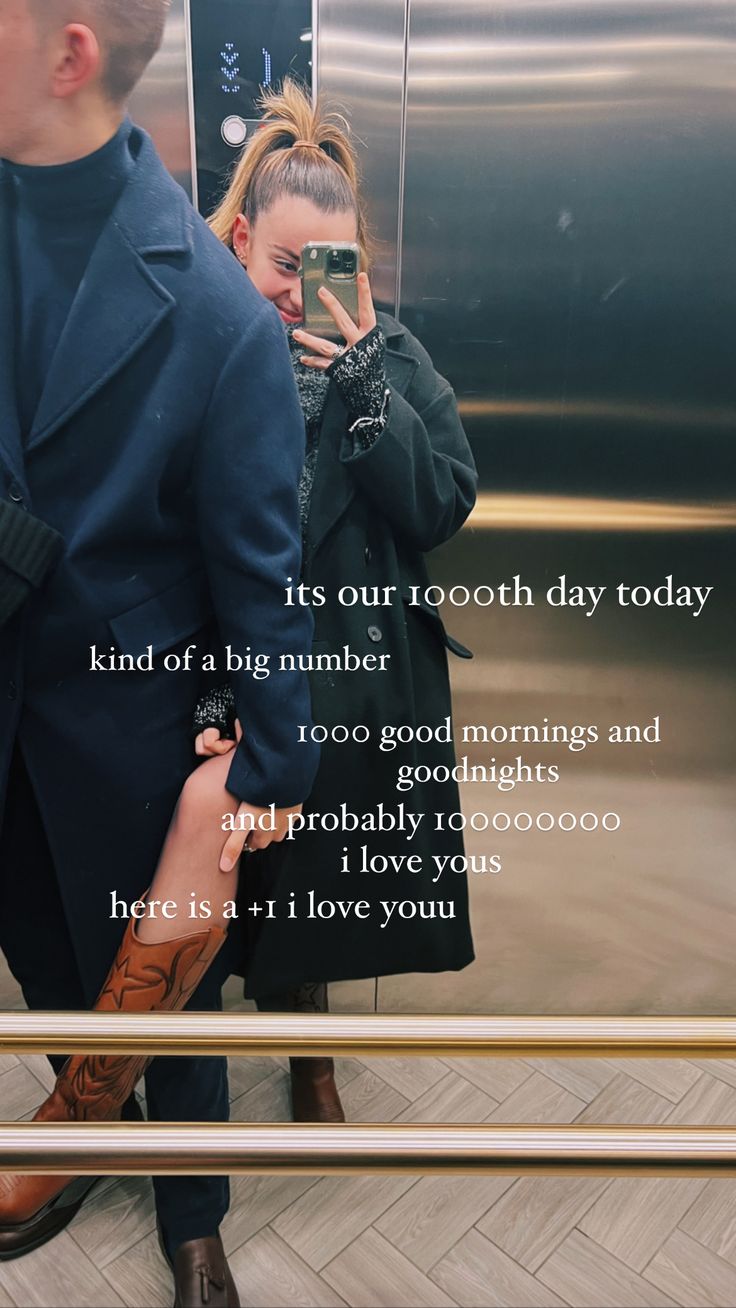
[{"xmin": 0, "ymin": 1, "xmax": 319, "ymax": 1303}]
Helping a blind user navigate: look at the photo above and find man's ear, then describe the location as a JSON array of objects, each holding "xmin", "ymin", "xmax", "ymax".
[
  {"xmin": 232, "ymin": 214, "xmax": 250, "ymax": 266},
  {"xmin": 51, "ymin": 23, "xmax": 102, "ymax": 100}
]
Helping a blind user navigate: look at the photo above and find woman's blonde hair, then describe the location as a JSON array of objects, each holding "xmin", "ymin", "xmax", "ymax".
[{"xmin": 208, "ymin": 78, "xmax": 374, "ymax": 270}]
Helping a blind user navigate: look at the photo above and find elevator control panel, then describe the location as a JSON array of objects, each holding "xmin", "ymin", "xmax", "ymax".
[{"xmin": 190, "ymin": 0, "xmax": 312, "ymax": 217}]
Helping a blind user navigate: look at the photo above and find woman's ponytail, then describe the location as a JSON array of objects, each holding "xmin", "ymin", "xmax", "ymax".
[{"xmin": 208, "ymin": 78, "xmax": 374, "ymax": 270}]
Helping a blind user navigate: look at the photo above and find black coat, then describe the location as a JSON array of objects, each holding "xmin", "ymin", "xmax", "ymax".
[
  {"xmin": 0, "ymin": 125, "xmax": 318, "ymax": 1000},
  {"xmin": 242, "ymin": 313, "xmax": 478, "ymax": 996}
]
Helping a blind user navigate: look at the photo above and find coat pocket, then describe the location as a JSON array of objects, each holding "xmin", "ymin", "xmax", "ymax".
[
  {"xmin": 108, "ymin": 569, "xmax": 213, "ymax": 659},
  {"xmin": 401, "ymin": 593, "xmax": 473, "ymax": 659}
]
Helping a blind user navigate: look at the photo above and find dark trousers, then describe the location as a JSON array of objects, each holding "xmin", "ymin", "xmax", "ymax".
[{"xmin": 0, "ymin": 746, "xmax": 231, "ymax": 1252}]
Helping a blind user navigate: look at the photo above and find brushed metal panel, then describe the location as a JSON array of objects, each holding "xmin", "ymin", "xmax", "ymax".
[
  {"xmin": 188, "ymin": 0, "xmax": 313, "ymax": 218},
  {"xmin": 316, "ymin": 0, "xmax": 407, "ymax": 310},
  {"xmin": 379, "ymin": 528, "xmax": 736, "ymax": 1016},
  {"xmin": 398, "ymin": 0, "xmax": 736, "ymax": 497},
  {"xmin": 379, "ymin": 0, "xmax": 736, "ymax": 1015},
  {"xmin": 130, "ymin": 0, "xmax": 194, "ymax": 198}
]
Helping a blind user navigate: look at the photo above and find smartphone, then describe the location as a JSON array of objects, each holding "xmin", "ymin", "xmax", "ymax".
[{"xmin": 300, "ymin": 241, "xmax": 360, "ymax": 342}]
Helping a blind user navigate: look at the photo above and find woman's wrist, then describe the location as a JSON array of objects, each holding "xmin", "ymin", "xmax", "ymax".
[
  {"xmin": 192, "ymin": 683, "xmax": 236, "ymax": 739},
  {"xmin": 330, "ymin": 325, "xmax": 386, "ymax": 413},
  {"xmin": 330, "ymin": 325, "xmax": 391, "ymax": 448},
  {"xmin": 347, "ymin": 385, "xmax": 392, "ymax": 449}
]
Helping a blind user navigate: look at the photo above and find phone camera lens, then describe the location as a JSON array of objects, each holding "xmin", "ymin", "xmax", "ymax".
[
  {"xmin": 344, "ymin": 254, "xmax": 356, "ymax": 273},
  {"xmin": 328, "ymin": 250, "xmax": 342, "ymax": 271}
]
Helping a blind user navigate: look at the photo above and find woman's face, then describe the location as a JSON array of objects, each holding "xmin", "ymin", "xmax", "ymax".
[{"xmin": 232, "ymin": 195, "xmax": 358, "ymax": 326}]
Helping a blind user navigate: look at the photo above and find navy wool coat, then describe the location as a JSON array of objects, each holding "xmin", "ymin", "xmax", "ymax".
[
  {"xmin": 241, "ymin": 313, "xmax": 479, "ymax": 996},
  {"xmin": 0, "ymin": 125, "xmax": 318, "ymax": 1000}
]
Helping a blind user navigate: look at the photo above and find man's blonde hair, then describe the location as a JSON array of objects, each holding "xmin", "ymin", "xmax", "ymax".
[{"xmin": 32, "ymin": 0, "xmax": 170, "ymax": 103}]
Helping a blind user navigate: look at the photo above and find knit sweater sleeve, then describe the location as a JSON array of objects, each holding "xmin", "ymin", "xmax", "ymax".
[
  {"xmin": 192, "ymin": 681, "xmax": 237, "ymax": 740},
  {"xmin": 327, "ymin": 325, "xmax": 391, "ymax": 450}
]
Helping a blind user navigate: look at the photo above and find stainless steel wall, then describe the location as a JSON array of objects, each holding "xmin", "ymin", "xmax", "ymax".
[
  {"xmin": 130, "ymin": 0, "xmax": 194, "ymax": 198},
  {"xmin": 315, "ymin": 0, "xmax": 406, "ymax": 308},
  {"xmin": 398, "ymin": 0, "xmax": 736, "ymax": 500},
  {"xmin": 320, "ymin": 0, "xmax": 736, "ymax": 1016}
]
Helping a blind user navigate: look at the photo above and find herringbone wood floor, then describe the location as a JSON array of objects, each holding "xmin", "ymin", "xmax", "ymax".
[{"xmin": 1, "ymin": 970, "xmax": 735, "ymax": 1307}]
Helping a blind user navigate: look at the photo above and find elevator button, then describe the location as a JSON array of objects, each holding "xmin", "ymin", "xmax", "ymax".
[{"xmin": 221, "ymin": 116, "xmax": 248, "ymax": 148}]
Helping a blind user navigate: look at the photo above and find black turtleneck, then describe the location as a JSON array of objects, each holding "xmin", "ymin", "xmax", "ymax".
[{"xmin": 6, "ymin": 117, "xmax": 135, "ymax": 440}]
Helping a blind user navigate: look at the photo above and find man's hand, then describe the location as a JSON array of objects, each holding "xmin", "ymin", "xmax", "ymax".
[
  {"xmin": 219, "ymin": 800, "xmax": 303, "ymax": 871},
  {"xmin": 195, "ymin": 719, "xmax": 303, "ymax": 869}
]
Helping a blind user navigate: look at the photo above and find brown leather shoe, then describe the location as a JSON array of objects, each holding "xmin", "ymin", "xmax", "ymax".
[
  {"xmin": 289, "ymin": 1057, "xmax": 346, "ymax": 1122},
  {"xmin": 0, "ymin": 916, "xmax": 226, "ymax": 1239},
  {"xmin": 159, "ymin": 1226, "xmax": 240, "ymax": 1307}
]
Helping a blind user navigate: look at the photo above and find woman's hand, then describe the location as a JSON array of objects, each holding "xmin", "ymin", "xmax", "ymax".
[
  {"xmin": 293, "ymin": 271, "xmax": 376, "ymax": 369},
  {"xmin": 195, "ymin": 718, "xmax": 242, "ymax": 757}
]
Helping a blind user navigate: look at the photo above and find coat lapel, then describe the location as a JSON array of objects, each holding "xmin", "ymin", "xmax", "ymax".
[
  {"xmin": 305, "ymin": 323, "xmax": 419, "ymax": 561},
  {"xmin": 25, "ymin": 127, "xmax": 193, "ymax": 455},
  {"xmin": 0, "ymin": 166, "xmax": 25, "ymax": 486},
  {"xmin": 385, "ymin": 339, "xmax": 419, "ymax": 397},
  {"xmin": 25, "ymin": 227, "xmax": 175, "ymax": 453}
]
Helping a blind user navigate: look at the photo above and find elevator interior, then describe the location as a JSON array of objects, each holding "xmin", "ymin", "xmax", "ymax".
[{"xmin": 131, "ymin": 0, "xmax": 736, "ymax": 1017}]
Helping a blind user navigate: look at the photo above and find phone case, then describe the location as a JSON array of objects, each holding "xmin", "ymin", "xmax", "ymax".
[{"xmin": 301, "ymin": 242, "xmax": 360, "ymax": 342}]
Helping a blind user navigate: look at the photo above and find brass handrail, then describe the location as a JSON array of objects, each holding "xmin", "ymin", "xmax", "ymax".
[
  {"xmin": 1, "ymin": 1123, "xmax": 736, "ymax": 1176},
  {"xmin": 1, "ymin": 1012, "xmax": 736, "ymax": 1058},
  {"xmin": 3, "ymin": 1016, "xmax": 736, "ymax": 1175},
  {"xmin": 466, "ymin": 492, "xmax": 736, "ymax": 531}
]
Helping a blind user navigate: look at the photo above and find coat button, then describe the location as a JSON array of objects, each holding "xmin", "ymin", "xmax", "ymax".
[
  {"xmin": 364, "ymin": 545, "xmax": 372, "ymax": 564},
  {"xmin": 8, "ymin": 484, "xmax": 24, "ymax": 506},
  {"xmin": 367, "ymin": 625, "xmax": 382, "ymax": 643},
  {"xmin": 8, "ymin": 681, "xmax": 17, "ymax": 701}
]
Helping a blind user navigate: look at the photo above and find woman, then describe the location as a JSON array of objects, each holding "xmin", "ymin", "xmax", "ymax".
[
  {"xmin": 4, "ymin": 78, "xmax": 477, "ymax": 1161},
  {"xmin": 194, "ymin": 77, "xmax": 478, "ymax": 1113}
]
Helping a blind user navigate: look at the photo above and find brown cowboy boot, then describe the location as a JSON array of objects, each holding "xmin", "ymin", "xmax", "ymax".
[
  {"xmin": 288, "ymin": 1056, "xmax": 346, "ymax": 1123},
  {"xmin": 0, "ymin": 915, "xmax": 227, "ymax": 1257},
  {"xmin": 255, "ymin": 982, "xmax": 346, "ymax": 1123}
]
